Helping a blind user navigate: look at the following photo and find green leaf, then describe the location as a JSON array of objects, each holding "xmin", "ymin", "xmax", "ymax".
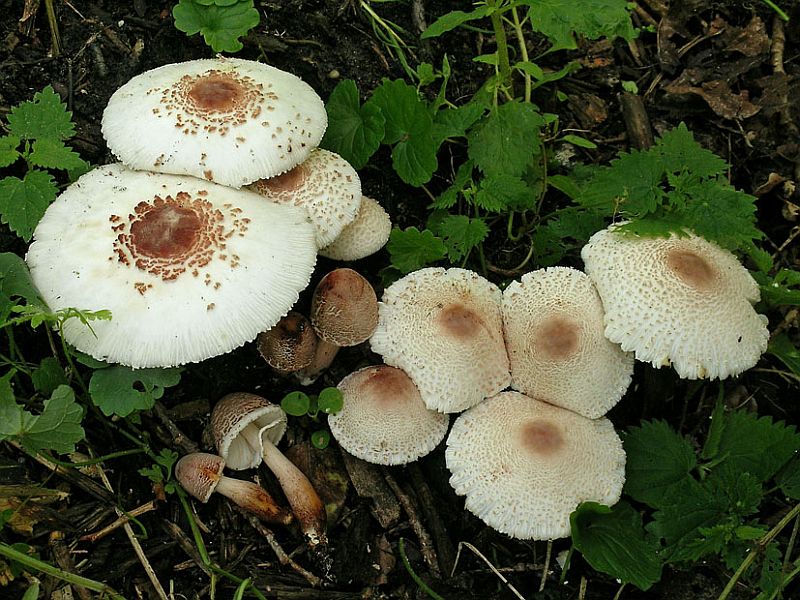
[
  {"xmin": 89, "ymin": 367, "xmax": 181, "ymax": 417},
  {"xmin": 0, "ymin": 170, "xmax": 58, "ymax": 241},
  {"xmin": 430, "ymin": 161, "xmax": 473, "ymax": 210},
  {"xmin": 6, "ymin": 86, "xmax": 75, "ymax": 141},
  {"xmin": 311, "ymin": 429, "xmax": 331, "ymax": 449},
  {"xmin": 421, "ymin": 6, "xmax": 493, "ymax": 39},
  {"xmin": 757, "ymin": 269, "xmax": 800, "ymax": 307},
  {"xmin": 523, "ymin": 0, "xmax": 636, "ymax": 52},
  {"xmin": 701, "ymin": 401, "xmax": 725, "ymax": 461},
  {"xmin": 172, "ymin": 0, "xmax": 260, "ymax": 53},
  {"xmin": 432, "ymin": 101, "xmax": 486, "ymax": 144},
  {"xmin": 0, "ymin": 135, "xmax": 21, "ymax": 168},
  {"xmin": 776, "ymin": 455, "xmax": 800, "ymax": 499},
  {"xmin": 391, "ymin": 136, "xmax": 438, "ymax": 186},
  {"xmin": 387, "ymin": 227, "xmax": 447, "ymax": 274},
  {"xmin": 281, "ymin": 391, "xmax": 311, "ymax": 416},
  {"xmin": 430, "ymin": 215, "xmax": 489, "ymax": 262},
  {"xmin": 0, "ymin": 252, "xmax": 46, "ymax": 308},
  {"xmin": 468, "ymin": 101, "xmax": 544, "ymax": 179},
  {"xmin": 0, "ymin": 371, "xmax": 24, "ymax": 439},
  {"xmin": 655, "ymin": 123, "xmax": 727, "ymax": 179},
  {"xmin": 22, "ymin": 385, "xmax": 84, "ymax": 454},
  {"xmin": 317, "ymin": 387, "xmax": 343, "ymax": 414},
  {"xmin": 31, "ymin": 357, "xmax": 68, "ymax": 396},
  {"xmin": 561, "ymin": 134, "xmax": 597, "ymax": 149},
  {"xmin": 475, "ymin": 175, "xmax": 533, "ymax": 212},
  {"xmin": 28, "ymin": 139, "xmax": 87, "ymax": 171},
  {"xmin": 544, "ymin": 208, "xmax": 605, "ymax": 242},
  {"xmin": 320, "ymin": 80, "xmax": 385, "ymax": 170},
  {"xmin": 571, "ymin": 502, "xmax": 662, "ymax": 591},
  {"xmin": 623, "ymin": 420, "xmax": 697, "ymax": 508}
]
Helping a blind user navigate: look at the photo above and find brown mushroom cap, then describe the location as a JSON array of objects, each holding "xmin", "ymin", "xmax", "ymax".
[
  {"xmin": 210, "ymin": 393, "xmax": 286, "ymax": 470},
  {"xmin": 370, "ymin": 267, "xmax": 510, "ymax": 413},
  {"xmin": 446, "ymin": 391, "xmax": 626, "ymax": 540},
  {"xmin": 310, "ymin": 268, "xmax": 378, "ymax": 347},
  {"xmin": 318, "ymin": 196, "xmax": 392, "ymax": 261},
  {"xmin": 329, "ymin": 365, "xmax": 450, "ymax": 465},
  {"xmin": 257, "ymin": 311, "xmax": 319, "ymax": 373},
  {"xmin": 581, "ymin": 225, "xmax": 769, "ymax": 379},
  {"xmin": 502, "ymin": 267, "xmax": 634, "ymax": 418},
  {"xmin": 175, "ymin": 452, "xmax": 226, "ymax": 503}
]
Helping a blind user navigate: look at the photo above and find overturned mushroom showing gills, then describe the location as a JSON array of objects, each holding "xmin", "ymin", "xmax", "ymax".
[
  {"xmin": 370, "ymin": 267, "xmax": 510, "ymax": 413},
  {"xmin": 249, "ymin": 149, "xmax": 362, "ymax": 247},
  {"xmin": 311, "ymin": 268, "xmax": 379, "ymax": 347},
  {"xmin": 257, "ymin": 311, "xmax": 319, "ymax": 374},
  {"xmin": 581, "ymin": 224, "xmax": 769, "ymax": 379},
  {"xmin": 319, "ymin": 196, "xmax": 392, "ymax": 261},
  {"xmin": 102, "ymin": 57, "xmax": 327, "ymax": 187},
  {"xmin": 211, "ymin": 392, "xmax": 327, "ymax": 545},
  {"xmin": 446, "ymin": 391, "xmax": 626, "ymax": 540},
  {"xmin": 330, "ymin": 365, "xmax": 449, "ymax": 465},
  {"xmin": 25, "ymin": 164, "xmax": 317, "ymax": 368},
  {"xmin": 502, "ymin": 267, "xmax": 634, "ymax": 419},
  {"xmin": 175, "ymin": 452, "xmax": 292, "ymax": 524}
]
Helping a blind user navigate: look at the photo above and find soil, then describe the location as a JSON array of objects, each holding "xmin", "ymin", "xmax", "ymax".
[{"xmin": 1, "ymin": 1, "xmax": 799, "ymax": 599}]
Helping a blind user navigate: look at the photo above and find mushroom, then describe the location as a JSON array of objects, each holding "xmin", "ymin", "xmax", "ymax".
[
  {"xmin": 25, "ymin": 163, "xmax": 317, "ymax": 368},
  {"xmin": 210, "ymin": 392, "xmax": 327, "ymax": 545},
  {"xmin": 581, "ymin": 224, "xmax": 769, "ymax": 379},
  {"xmin": 102, "ymin": 57, "xmax": 327, "ymax": 188},
  {"xmin": 319, "ymin": 196, "xmax": 392, "ymax": 261},
  {"xmin": 257, "ymin": 311, "xmax": 319, "ymax": 375},
  {"xmin": 502, "ymin": 267, "xmax": 634, "ymax": 419},
  {"xmin": 175, "ymin": 452, "xmax": 292, "ymax": 524},
  {"xmin": 369, "ymin": 267, "xmax": 510, "ymax": 413},
  {"xmin": 329, "ymin": 365, "xmax": 449, "ymax": 465},
  {"xmin": 446, "ymin": 391, "xmax": 626, "ymax": 540},
  {"xmin": 248, "ymin": 149, "xmax": 362, "ymax": 248}
]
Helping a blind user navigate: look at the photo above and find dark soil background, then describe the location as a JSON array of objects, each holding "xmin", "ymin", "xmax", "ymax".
[{"xmin": 1, "ymin": 1, "xmax": 799, "ymax": 599}]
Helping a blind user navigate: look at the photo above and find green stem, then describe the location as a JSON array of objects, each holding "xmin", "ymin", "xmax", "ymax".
[
  {"xmin": 37, "ymin": 447, "xmax": 146, "ymax": 467},
  {"xmin": 0, "ymin": 542, "xmax": 125, "ymax": 599},
  {"xmin": 761, "ymin": 0, "xmax": 789, "ymax": 21},
  {"xmin": 398, "ymin": 537, "xmax": 444, "ymax": 600},
  {"xmin": 509, "ymin": 7, "xmax": 531, "ymax": 102},
  {"xmin": 487, "ymin": 0, "xmax": 512, "ymax": 95}
]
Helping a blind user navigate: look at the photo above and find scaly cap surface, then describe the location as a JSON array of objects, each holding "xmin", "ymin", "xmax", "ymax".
[{"xmin": 319, "ymin": 196, "xmax": 392, "ymax": 261}]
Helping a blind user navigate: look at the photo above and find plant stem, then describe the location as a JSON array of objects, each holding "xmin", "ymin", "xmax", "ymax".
[
  {"xmin": 487, "ymin": 0, "xmax": 512, "ymax": 95},
  {"xmin": 37, "ymin": 447, "xmax": 146, "ymax": 467},
  {"xmin": 0, "ymin": 542, "xmax": 125, "ymax": 599},
  {"xmin": 398, "ymin": 537, "xmax": 445, "ymax": 600},
  {"xmin": 509, "ymin": 7, "xmax": 531, "ymax": 102}
]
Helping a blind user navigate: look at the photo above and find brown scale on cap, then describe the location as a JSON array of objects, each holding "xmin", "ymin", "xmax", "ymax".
[
  {"xmin": 437, "ymin": 304, "xmax": 484, "ymax": 340},
  {"xmin": 110, "ymin": 191, "xmax": 246, "ymax": 287},
  {"xmin": 536, "ymin": 317, "xmax": 580, "ymax": 360},
  {"xmin": 361, "ymin": 365, "xmax": 417, "ymax": 408},
  {"xmin": 519, "ymin": 420, "xmax": 564, "ymax": 457},
  {"xmin": 665, "ymin": 249, "xmax": 717, "ymax": 290}
]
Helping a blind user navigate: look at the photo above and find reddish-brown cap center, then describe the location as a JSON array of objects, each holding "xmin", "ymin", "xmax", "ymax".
[
  {"xmin": 519, "ymin": 420, "xmax": 564, "ymax": 457},
  {"xmin": 257, "ymin": 165, "xmax": 307, "ymax": 195},
  {"xmin": 188, "ymin": 74, "xmax": 245, "ymax": 112},
  {"xmin": 537, "ymin": 316, "xmax": 580, "ymax": 360},
  {"xmin": 438, "ymin": 304, "xmax": 482, "ymax": 339},
  {"xmin": 363, "ymin": 367, "xmax": 417, "ymax": 408},
  {"xmin": 130, "ymin": 204, "xmax": 201, "ymax": 259},
  {"xmin": 666, "ymin": 249, "xmax": 716, "ymax": 290}
]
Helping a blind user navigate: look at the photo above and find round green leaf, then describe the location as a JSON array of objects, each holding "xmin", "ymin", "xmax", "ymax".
[
  {"xmin": 317, "ymin": 387, "xmax": 343, "ymax": 414},
  {"xmin": 311, "ymin": 429, "xmax": 331, "ymax": 449},
  {"xmin": 281, "ymin": 391, "xmax": 310, "ymax": 416}
]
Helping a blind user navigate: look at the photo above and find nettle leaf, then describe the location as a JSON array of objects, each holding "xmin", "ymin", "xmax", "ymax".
[
  {"xmin": 31, "ymin": 357, "xmax": 68, "ymax": 397},
  {"xmin": 431, "ymin": 215, "xmax": 489, "ymax": 261},
  {"xmin": 321, "ymin": 80, "xmax": 384, "ymax": 170},
  {"xmin": 768, "ymin": 333, "xmax": 800, "ymax": 379},
  {"xmin": 523, "ymin": 0, "xmax": 636, "ymax": 52},
  {"xmin": 421, "ymin": 5, "xmax": 493, "ymax": 39},
  {"xmin": 655, "ymin": 123, "xmax": 727, "ymax": 179},
  {"xmin": 28, "ymin": 139, "xmax": 87, "ymax": 171},
  {"xmin": 432, "ymin": 101, "xmax": 487, "ymax": 144},
  {"xmin": 89, "ymin": 367, "xmax": 181, "ymax": 417},
  {"xmin": 757, "ymin": 269, "xmax": 800, "ymax": 307},
  {"xmin": 0, "ymin": 169, "xmax": 58, "ymax": 241},
  {"xmin": 623, "ymin": 420, "xmax": 697, "ymax": 508},
  {"xmin": 386, "ymin": 227, "xmax": 447, "ymax": 274},
  {"xmin": 475, "ymin": 175, "xmax": 532, "ymax": 212},
  {"xmin": 0, "ymin": 135, "xmax": 21, "ymax": 168},
  {"xmin": 545, "ymin": 208, "xmax": 605, "ymax": 242},
  {"xmin": 431, "ymin": 160, "xmax": 473, "ymax": 210},
  {"xmin": 571, "ymin": 502, "xmax": 662, "ymax": 591},
  {"xmin": 468, "ymin": 101, "xmax": 544, "ymax": 179},
  {"xmin": 0, "ymin": 252, "xmax": 45, "ymax": 309},
  {"xmin": 172, "ymin": 0, "xmax": 260, "ymax": 53},
  {"xmin": 776, "ymin": 455, "xmax": 800, "ymax": 499},
  {"xmin": 6, "ymin": 86, "xmax": 75, "ymax": 141}
]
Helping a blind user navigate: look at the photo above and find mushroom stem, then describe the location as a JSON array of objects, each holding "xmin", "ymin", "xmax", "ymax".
[
  {"xmin": 295, "ymin": 338, "xmax": 340, "ymax": 386},
  {"xmin": 215, "ymin": 476, "xmax": 293, "ymax": 524},
  {"xmin": 260, "ymin": 436, "xmax": 327, "ymax": 546}
]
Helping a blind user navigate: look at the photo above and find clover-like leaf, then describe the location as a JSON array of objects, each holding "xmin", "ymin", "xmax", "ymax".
[{"xmin": 172, "ymin": 0, "xmax": 260, "ymax": 53}]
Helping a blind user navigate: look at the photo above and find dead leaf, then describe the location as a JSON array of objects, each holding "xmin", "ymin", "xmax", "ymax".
[
  {"xmin": 664, "ymin": 78, "xmax": 760, "ymax": 120},
  {"xmin": 720, "ymin": 16, "xmax": 770, "ymax": 57}
]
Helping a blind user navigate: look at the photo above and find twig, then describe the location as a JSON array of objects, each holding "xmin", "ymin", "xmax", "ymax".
[
  {"xmin": 451, "ymin": 541, "xmax": 526, "ymax": 600},
  {"xmin": 245, "ymin": 514, "xmax": 322, "ymax": 587},
  {"xmin": 51, "ymin": 535, "xmax": 92, "ymax": 600},
  {"xmin": 161, "ymin": 519, "xmax": 213, "ymax": 577},
  {"xmin": 80, "ymin": 500, "xmax": 158, "ymax": 543},
  {"xmin": 539, "ymin": 540, "xmax": 552, "ymax": 592},
  {"xmin": 408, "ymin": 464, "xmax": 456, "ymax": 577},
  {"xmin": 152, "ymin": 401, "xmax": 200, "ymax": 455}
]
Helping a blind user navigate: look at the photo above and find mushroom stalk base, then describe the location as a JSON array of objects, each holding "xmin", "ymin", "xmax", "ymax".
[{"xmin": 215, "ymin": 476, "xmax": 292, "ymax": 524}]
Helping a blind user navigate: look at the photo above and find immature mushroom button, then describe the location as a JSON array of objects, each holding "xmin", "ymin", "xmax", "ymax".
[
  {"xmin": 175, "ymin": 452, "xmax": 292, "ymax": 524},
  {"xmin": 257, "ymin": 311, "xmax": 319, "ymax": 374},
  {"xmin": 319, "ymin": 196, "xmax": 392, "ymax": 261},
  {"xmin": 310, "ymin": 268, "xmax": 379, "ymax": 347},
  {"xmin": 211, "ymin": 392, "xmax": 327, "ymax": 545}
]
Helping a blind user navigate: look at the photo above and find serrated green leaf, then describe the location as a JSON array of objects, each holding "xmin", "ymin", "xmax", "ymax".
[
  {"xmin": 0, "ymin": 170, "xmax": 58, "ymax": 241},
  {"xmin": 531, "ymin": 224, "xmax": 567, "ymax": 267},
  {"xmin": 430, "ymin": 161, "xmax": 473, "ymax": 210},
  {"xmin": 0, "ymin": 252, "xmax": 46, "ymax": 309},
  {"xmin": 758, "ymin": 543, "xmax": 784, "ymax": 598},
  {"xmin": 579, "ymin": 149, "xmax": 666, "ymax": 216},
  {"xmin": 28, "ymin": 139, "xmax": 86, "ymax": 171},
  {"xmin": 0, "ymin": 371, "xmax": 23, "ymax": 440},
  {"xmin": 421, "ymin": 6, "xmax": 493, "ymax": 39},
  {"xmin": 475, "ymin": 175, "xmax": 532, "ymax": 212},
  {"xmin": 432, "ymin": 101, "xmax": 486, "ymax": 144},
  {"xmin": 387, "ymin": 227, "xmax": 447, "ymax": 274},
  {"xmin": 544, "ymin": 208, "xmax": 605, "ymax": 242},
  {"xmin": 320, "ymin": 79, "xmax": 385, "ymax": 170},
  {"xmin": 391, "ymin": 135, "xmax": 438, "ymax": 186},
  {"xmin": 430, "ymin": 215, "xmax": 489, "ymax": 262},
  {"xmin": 468, "ymin": 101, "xmax": 544, "ymax": 178},
  {"xmin": 571, "ymin": 502, "xmax": 662, "ymax": 591},
  {"xmin": 0, "ymin": 136, "xmax": 21, "ymax": 168},
  {"xmin": 655, "ymin": 123, "xmax": 727, "ymax": 178},
  {"xmin": 7, "ymin": 86, "xmax": 75, "ymax": 141},
  {"xmin": 31, "ymin": 357, "xmax": 68, "ymax": 396},
  {"xmin": 172, "ymin": 0, "xmax": 260, "ymax": 53},
  {"xmin": 776, "ymin": 454, "xmax": 800, "ymax": 499},
  {"xmin": 757, "ymin": 269, "xmax": 800, "ymax": 307},
  {"xmin": 89, "ymin": 367, "xmax": 181, "ymax": 417},
  {"xmin": 22, "ymin": 385, "xmax": 84, "ymax": 454}
]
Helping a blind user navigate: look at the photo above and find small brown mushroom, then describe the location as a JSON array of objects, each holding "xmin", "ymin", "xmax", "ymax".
[
  {"xmin": 175, "ymin": 452, "xmax": 292, "ymax": 524},
  {"xmin": 211, "ymin": 393, "xmax": 327, "ymax": 545},
  {"xmin": 257, "ymin": 311, "xmax": 319, "ymax": 375},
  {"xmin": 310, "ymin": 268, "xmax": 379, "ymax": 347}
]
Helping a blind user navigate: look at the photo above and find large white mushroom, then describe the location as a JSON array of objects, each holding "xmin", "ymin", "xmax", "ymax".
[
  {"xmin": 581, "ymin": 224, "xmax": 769, "ymax": 379},
  {"xmin": 25, "ymin": 164, "xmax": 317, "ymax": 368},
  {"xmin": 102, "ymin": 57, "xmax": 327, "ymax": 188}
]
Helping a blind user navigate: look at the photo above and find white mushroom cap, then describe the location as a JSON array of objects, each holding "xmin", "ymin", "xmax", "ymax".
[
  {"xmin": 210, "ymin": 392, "xmax": 287, "ymax": 470},
  {"xmin": 102, "ymin": 57, "xmax": 327, "ymax": 188},
  {"xmin": 581, "ymin": 225, "xmax": 769, "ymax": 379},
  {"xmin": 370, "ymin": 267, "xmax": 510, "ymax": 413},
  {"xmin": 310, "ymin": 268, "xmax": 378, "ymax": 347},
  {"xmin": 319, "ymin": 196, "xmax": 392, "ymax": 261},
  {"xmin": 502, "ymin": 267, "xmax": 634, "ymax": 419},
  {"xmin": 446, "ymin": 391, "xmax": 626, "ymax": 540},
  {"xmin": 25, "ymin": 164, "xmax": 317, "ymax": 368},
  {"xmin": 248, "ymin": 149, "xmax": 361, "ymax": 247},
  {"xmin": 329, "ymin": 365, "xmax": 450, "ymax": 465}
]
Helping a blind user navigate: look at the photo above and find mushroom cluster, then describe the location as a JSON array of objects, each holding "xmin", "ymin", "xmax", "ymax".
[{"xmin": 25, "ymin": 57, "xmax": 392, "ymax": 369}]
